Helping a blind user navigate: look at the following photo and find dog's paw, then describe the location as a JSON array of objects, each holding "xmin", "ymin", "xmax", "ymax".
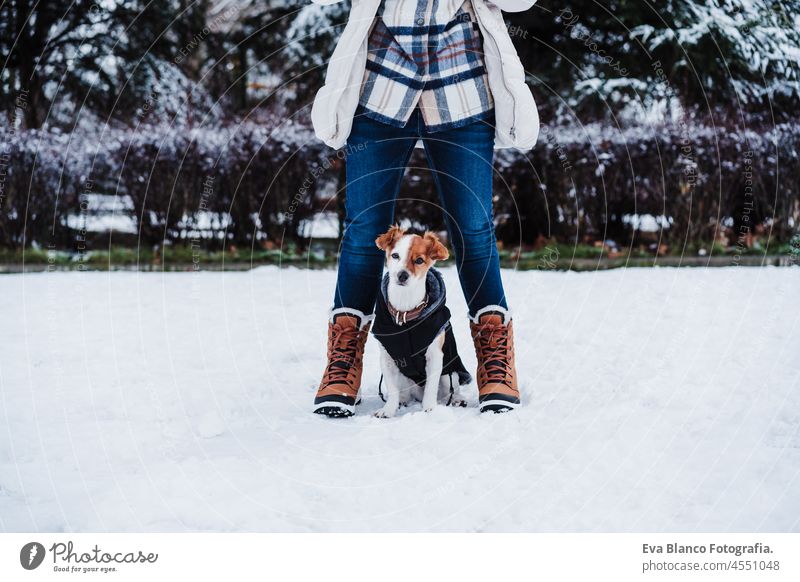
[
  {"xmin": 374, "ymin": 406, "xmax": 397, "ymax": 419},
  {"xmin": 447, "ymin": 398, "xmax": 468, "ymax": 408},
  {"xmin": 423, "ymin": 404, "xmax": 436, "ymax": 413}
]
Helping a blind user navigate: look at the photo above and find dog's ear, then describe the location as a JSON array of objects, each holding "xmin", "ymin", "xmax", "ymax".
[
  {"xmin": 375, "ymin": 225, "xmax": 405, "ymax": 251},
  {"xmin": 424, "ymin": 231, "xmax": 449, "ymax": 261}
]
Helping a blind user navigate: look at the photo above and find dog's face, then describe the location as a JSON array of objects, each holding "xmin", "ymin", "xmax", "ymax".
[{"xmin": 376, "ymin": 226, "xmax": 449, "ymax": 287}]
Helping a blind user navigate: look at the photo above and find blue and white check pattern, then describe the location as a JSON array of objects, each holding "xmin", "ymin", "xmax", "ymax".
[{"xmin": 358, "ymin": 0, "xmax": 494, "ymax": 132}]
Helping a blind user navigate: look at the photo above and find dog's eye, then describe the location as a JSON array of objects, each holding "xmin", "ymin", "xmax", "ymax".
[
  {"xmin": 391, "ymin": 253, "xmax": 399, "ymax": 260},
  {"xmin": 414, "ymin": 257, "xmax": 425, "ymax": 265}
]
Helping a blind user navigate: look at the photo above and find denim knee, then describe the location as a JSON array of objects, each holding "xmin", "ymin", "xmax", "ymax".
[
  {"xmin": 340, "ymin": 217, "xmax": 385, "ymax": 261},
  {"xmin": 450, "ymin": 221, "xmax": 498, "ymax": 262}
]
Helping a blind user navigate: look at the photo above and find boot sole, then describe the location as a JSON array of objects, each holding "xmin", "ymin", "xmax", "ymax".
[
  {"xmin": 479, "ymin": 399, "xmax": 520, "ymax": 414},
  {"xmin": 313, "ymin": 403, "xmax": 355, "ymax": 417}
]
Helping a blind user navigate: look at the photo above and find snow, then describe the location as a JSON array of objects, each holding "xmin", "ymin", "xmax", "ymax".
[
  {"xmin": 1, "ymin": 266, "xmax": 798, "ymax": 532},
  {"xmin": 622, "ymin": 214, "xmax": 671, "ymax": 233},
  {"xmin": 630, "ymin": 0, "xmax": 800, "ymax": 105},
  {"xmin": 300, "ymin": 211, "xmax": 340, "ymax": 239}
]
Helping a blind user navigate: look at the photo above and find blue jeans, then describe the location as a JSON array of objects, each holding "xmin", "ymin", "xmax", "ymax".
[{"xmin": 333, "ymin": 108, "xmax": 507, "ymax": 317}]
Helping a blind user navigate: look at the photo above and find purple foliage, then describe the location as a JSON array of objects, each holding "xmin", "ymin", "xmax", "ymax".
[{"xmin": 2, "ymin": 121, "xmax": 797, "ymax": 252}]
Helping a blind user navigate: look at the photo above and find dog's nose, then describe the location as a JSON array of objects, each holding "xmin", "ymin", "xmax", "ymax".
[{"xmin": 397, "ymin": 271, "xmax": 409, "ymax": 284}]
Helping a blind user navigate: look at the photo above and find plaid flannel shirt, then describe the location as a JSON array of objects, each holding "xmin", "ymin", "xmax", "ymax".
[{"xmin": 358, "ymin": 0, "xmax": 494, "ymax": 132}]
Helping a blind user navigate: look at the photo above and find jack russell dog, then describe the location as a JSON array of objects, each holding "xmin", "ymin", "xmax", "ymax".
[{"xmin": 372, "ymin": 225, "xmax": 473, "ymax": 418}]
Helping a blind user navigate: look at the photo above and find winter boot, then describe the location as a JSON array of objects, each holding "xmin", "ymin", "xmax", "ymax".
[
  {"xmin": 313, "ymin": 308, "xmax": 372, "ymax": 417},
  {"xmin": 470, "ymin": 306, "xmax": 520, "ymax": 413}
]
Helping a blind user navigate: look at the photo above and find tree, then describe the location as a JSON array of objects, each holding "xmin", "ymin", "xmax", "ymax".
[
  {"xmin": 0, "ymin": 0, "xmax": 209, "ymax": 129},
  {"xmin": 506, "ymin": 0, "xmax": 800, "ymax": 124}
]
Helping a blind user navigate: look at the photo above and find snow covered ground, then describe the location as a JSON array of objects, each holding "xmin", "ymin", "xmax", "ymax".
[{"xmin": 1, "ymin": 266, "xmax": 798, "ymax": 532}]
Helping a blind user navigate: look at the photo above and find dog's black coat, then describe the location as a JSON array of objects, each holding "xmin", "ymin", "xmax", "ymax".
[{"xmin": 372, "ymin": 268, "xmax": 472, "ymax": 388}]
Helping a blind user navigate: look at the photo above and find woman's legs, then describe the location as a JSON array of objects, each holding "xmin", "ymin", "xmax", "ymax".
[
  {"xmin": 422, "ymin": 118, "xmax": 519, "ymax": 412},
  {"xmin": 315, "ymin": 113, "xmax": 417, "ymax": 416},
  {"xmin": 421, "ymin": 118, "xmax": 507, "ymax": 317},
  {"xmin": 333, "ymin": 113, "xmax": 417, "ymax": 314},
  {"xmin": 318, "ymin": 110, "xmax": 517, "ymax": 416}
]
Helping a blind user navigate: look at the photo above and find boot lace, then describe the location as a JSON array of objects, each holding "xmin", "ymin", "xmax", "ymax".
[
  {"xmin": 475, "ymin": 323, "xmax": 513, "ymax": 387},
  {"xmin": 323, "ymin": 324, "xmax": 362, "ymax": 387}
]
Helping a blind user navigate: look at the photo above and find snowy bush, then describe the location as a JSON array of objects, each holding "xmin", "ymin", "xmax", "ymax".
[
  {"xmin": 2, "ymin": 119, "xmax": 797, "ymax": 253},
  {"xmin": 498, "ymin": 122, "xmax": 800, "ymax": 250},
  {"xmin": 1, "ymin": 117, "xmax": 329, "ymax": 249},
  {"xmin": 396, "ymin": 122, "xmax": 799, "ymax": 251}
]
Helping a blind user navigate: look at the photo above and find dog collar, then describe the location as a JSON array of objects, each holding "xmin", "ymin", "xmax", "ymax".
[{"xmin": 386, "ymin": 295, "xmax": 429, "ymax": 325}]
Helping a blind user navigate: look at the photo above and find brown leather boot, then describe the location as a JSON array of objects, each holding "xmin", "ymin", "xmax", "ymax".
[
  {"xmin": 470, "ymin": 307, "xmax": 520, "ymax": 413},
  {"xmin": 313, "ymin": 309, "xmax": 372, "ymax": 417}
]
